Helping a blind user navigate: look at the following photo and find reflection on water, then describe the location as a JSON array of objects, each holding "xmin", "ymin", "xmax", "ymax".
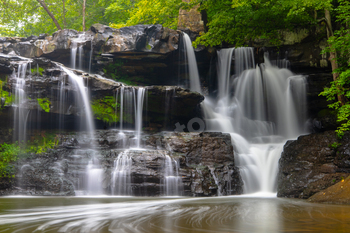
[{"xmin": 0, "ymin": 196, "xmax": 350, "ymax": 233}]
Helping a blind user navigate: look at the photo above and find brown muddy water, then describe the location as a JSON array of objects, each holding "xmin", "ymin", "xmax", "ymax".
[{"xmin": 0, "ymin": 195, "xmax": 349, "ymax": 233}]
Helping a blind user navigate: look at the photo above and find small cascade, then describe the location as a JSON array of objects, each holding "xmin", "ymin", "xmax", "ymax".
[
  {"xmin": 111, "ymin": 151, "xmax": 132, "ymax": 195},
  {"xmin": 115, "ymin": 87, "xmax": 147, "ymax": 148},
  {"xmin": 12, "ymin": 61, "xmax": 31, "ymax": 143},
  {"xmin": 163, "ymin": 155, "xmax": 183, "ymax": 196},
  {"xmin": 86, "ymin": 153, "xmax": 104, "ymax": 195},
  {"xmin": 135, "ymin": 88, "xmax": 146, "ymax": 148},
  {"xmin": 88, "ymin": 41, "xmax": 93, "ymax": 73},
  {"xmin": 59, "ymin": 66, "xmax": 95, "ymax": 136},
  {"xmin": 78, "ymin": 45, "xmax": 84, "ymax": 70},
  {"xmin": 70, "ymin": 42, "xmax": 77, "ymax": 69},
  {"xmin": 58, "ymin": 73, "xmax": 67, "ymax": 132},
  {"xmin": 182, "ymin": 33, "xmax": 202, "ymax": 93},
  {"xmin": 70, "ymin": 35, "xmax": 86, "ymax": 70}
]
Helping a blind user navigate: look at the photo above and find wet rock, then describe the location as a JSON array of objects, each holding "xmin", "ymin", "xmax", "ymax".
[
  {"xmin": 277, "ymin": 131, "xmax": 350, "ymax": 199},
  {"xmin": 308, "ymin": 175, "xmax": 350, "ymax": 205},
  {"xmin": 0, "ymin": 131, "xmax": 242, "ymax": 197}
]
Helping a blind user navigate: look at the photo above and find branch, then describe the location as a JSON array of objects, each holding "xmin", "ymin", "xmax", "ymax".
[{"xmin": 36, "ymin": 0, "xmax": 62, "ymax": 30}]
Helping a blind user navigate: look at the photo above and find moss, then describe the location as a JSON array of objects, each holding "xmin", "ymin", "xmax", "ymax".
[
  {"xmin": 37, "ymin": 98, "xmax": 51, "ymax": 112},
  {"xmin": 31, "ymin": 67, "xmax": 45, "ymax": 76},
  {"xmin": 0, "ymin": 80, "xmax": 14, "ymax": 110},
  {"xmin": 91, "ymin": 95, "xmax": 119, "ymax": 125}
]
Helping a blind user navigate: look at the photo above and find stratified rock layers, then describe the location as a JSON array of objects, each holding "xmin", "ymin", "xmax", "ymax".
[{"xmin": 0, "ymin": 131, "xmax": 243, "ymax": 197}]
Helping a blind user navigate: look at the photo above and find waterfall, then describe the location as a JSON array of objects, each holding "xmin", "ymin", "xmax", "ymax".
[
  {"xmin": 135, "ymin": 88, "xmax": 145, "ymax": 148},
  {"xmin": 86, "ymin": 153, "xmax": 104, "ymax": 195},
  {"xmin": 116, "ymin": 87, "xmax": 146, "ymax": 148},
  {"xmin": 199, "ymin": 47, "xmax": 307, "ymax": 195},
  {"xmin": 164, "ymin": 155, "xmax": 182, "ymax": 196},
  {"xmin": 12, "ymin": 61, "xmax": 31, "ymax": 143},
  {"xmin": 71, "ymin": 42, "xmax": 77, "ymax": 69},
  {"xmin": 89, "ymin": 41, "xmax": 93, "ymax": 73},
  {"xmin": 111, "ymin": 151, "xmax": 132, "ymax": 195},
  {"xmin": 182, "ymin": 33, "xmax": 202, "ymax": 93},
  {"xmin": 78, "ymin": 45, "xmax": 83, "ymax": 70},
  {"xmin": 59, "ymin": 66, "xmax": 95, "ymax": 136}
]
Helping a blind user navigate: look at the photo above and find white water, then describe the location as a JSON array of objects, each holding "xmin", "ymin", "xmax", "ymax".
[
  {"xmin": 86, "ymin": 153, "xmax": 104, "ymax": 195},
  {"xmin": 135, "ymin": 88, "xmax": 145, "ymax": 148},
  {"xmin": 12, "ymin": 62, "xmax": 31, "ymax": 143},
  {"xmin": 60, "ymin": 66, "xmax": 95, "ymax": 135},
  {"xmin": 164, "ymin": 155, "xmax": 183, "ymax": 196},
  {"xmin": 183, "ymin": 33, "xmax": 202, "ymax": 93},
  {"xmin": 188, "ymin": 47, "xmax": 307, "ymax": 195},
  {"xmin": 111, "ymin": 151, "xmax": 132, "ymax": 195},
  {"xmin": 116, "ymin": 87, "xmax": 146, "ymax": 148}
]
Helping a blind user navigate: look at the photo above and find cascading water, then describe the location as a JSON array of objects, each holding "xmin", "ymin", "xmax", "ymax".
[
  {"xmin": 182, "ymin": 33, "xmax": 202, "ymax": 93},
  {"xmin": 186, "ymin": 45, "xmax": 307, "ymax": 195},
  {"xmin": 85, "ymin": 152, "xmax": 104, "ymax": 195},
  {"xmin": 115, "ymin": 87, "xmax": 146, "ymax": 148},
  {"xmin": 163, "ymin": 155, "xmax": 183, "ymax": 196},
  {"xmin": 12, "ymin": 61, "xmax": 32, "ymax": 143},
  {"xmin": 135, "ymin": 88, "xmax": 145, "ymax": 148},
  {"xmin": 111, "ymin": 150, "xmax": 132, "ymax": 195},
  {"xmin": 59, "ymin": 66, "xmax": 95, "ymax": 135}
]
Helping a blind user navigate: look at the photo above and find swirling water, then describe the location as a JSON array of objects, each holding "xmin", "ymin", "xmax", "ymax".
[{"xmin": 0, "ymin": 196, "xmax": 350, "ymax": 233}]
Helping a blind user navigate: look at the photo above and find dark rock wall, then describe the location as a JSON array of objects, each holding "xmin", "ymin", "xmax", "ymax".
[
  {"xmin": 0, "ymin": 131, "xmax": 243, "ymax": 197},
  {"xmin": 277, "ymin": 131, "xmax": 350, "ymax": 199}
]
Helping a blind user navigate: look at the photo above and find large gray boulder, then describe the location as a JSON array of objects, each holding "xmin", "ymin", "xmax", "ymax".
[{"xmin": 277, "ymin": 131, "xmax": 350, "ymax": 199}]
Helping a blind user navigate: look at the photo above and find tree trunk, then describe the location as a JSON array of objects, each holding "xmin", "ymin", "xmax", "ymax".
[
  {"xmin": 62, "ymin": 0, "xmax": 67, "ymax": 28},
  {"xmin": 83, "ymin": 0, "xmax": 86, "ymax": 31},
  {"xmin": 36, "ymin": 0, "xmax": 62, "ymax": 30},
  {"xmin": 325, "ymin": 9, "xmax": 346, "ymax": 105}
]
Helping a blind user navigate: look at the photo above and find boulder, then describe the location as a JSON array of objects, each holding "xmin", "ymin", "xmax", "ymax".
[
  {"xmin": 277, "ymin": 131, "xmax": 350, "ymax": 199},
  {"xmin": 308, "ymin": 175, "xmax": 350, "ymax": 204}
]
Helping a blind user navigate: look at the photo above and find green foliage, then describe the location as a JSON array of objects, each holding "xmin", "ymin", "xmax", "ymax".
[
  {"xmin": 37, "ymin": 98, "xmax": 51, "ymax": 113},
  {"xmin": 31, "ymin": 67, "xmax": 45, "ymax": 76},
  {"xmin": 109, "ymin": 0, "xmax": 184, "ymax": 29},
  {"xmin": 320, "ymin": 0, "xmax": 350, "ymax": 138},
  {"xmin": 0, "ymin": 0, "xmax": 114, "ymax": 37},
  {"xmin": 191, "ymin": 0, "xmax": 333, "ymax": 47},
  {"xmin": 0, "ymin": 143, "xmax": 21, "ymax": 178},
  {"xmin": 26, "ymin": 132, "xmax": 59, "ymax": 154},
  {"xmin": 102, "ymin": 60, "xmax": 137, "ymax": 85},
  {"xmin": 0, "ymin": 79, "xmax": 14, "ymax": 109},
  {"xmin": 91, "ymin": 95, "xmax": 119, "ymax": 124},
  {"xmin": 330, "ymin": 142, "xmax": 342, "ymax": 149}
]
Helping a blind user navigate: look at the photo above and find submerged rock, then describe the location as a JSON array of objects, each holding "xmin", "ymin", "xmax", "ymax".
[{"xmin": 277, "ymin": 131, "xmax": 350, "ymax": 199}]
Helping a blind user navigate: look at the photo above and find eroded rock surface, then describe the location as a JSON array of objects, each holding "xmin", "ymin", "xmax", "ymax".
[
  {"xmin": 0, "ymin": 131, "xmax": 243, "ymax": 197},
  {"xmin": 277, "ymin": 131, "xmax": 350, "ymax": 199}
]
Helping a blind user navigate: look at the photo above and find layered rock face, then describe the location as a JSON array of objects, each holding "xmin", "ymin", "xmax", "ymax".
[
  {"xmin": 0, "ymin": 54, "xmax": 204, "ymax": 143},
  {"xmin": 0, "ymin": 24, "xmax": 212, "ymax": 87},
  {"xmin": 0, "ymin": 131, "xmax": 243, "ymax": 196},
  {"xmin": 277, "ymin": 131, "xmax": 350, "ymax": 199}
]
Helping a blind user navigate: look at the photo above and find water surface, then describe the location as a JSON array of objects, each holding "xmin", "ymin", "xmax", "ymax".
[{"xmin": 0, "ymin": 195, "xmax": 349, "ymax": 233}]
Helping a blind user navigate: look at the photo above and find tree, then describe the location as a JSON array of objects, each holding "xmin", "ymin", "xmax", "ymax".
[
  {"xmin": 320, "ymin": 0, "xmax": 350, "ymax": 137},
  {"xmin": 36, "ymin": 0, "xmax": 62, "ymax": 30},
  {"xmin": 108, "ymin": 0, "xmax": 184, "ymax": 29},
  {"xmin": 0, "ymin": 0, "xmax": 111, "ymax": 36}
]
